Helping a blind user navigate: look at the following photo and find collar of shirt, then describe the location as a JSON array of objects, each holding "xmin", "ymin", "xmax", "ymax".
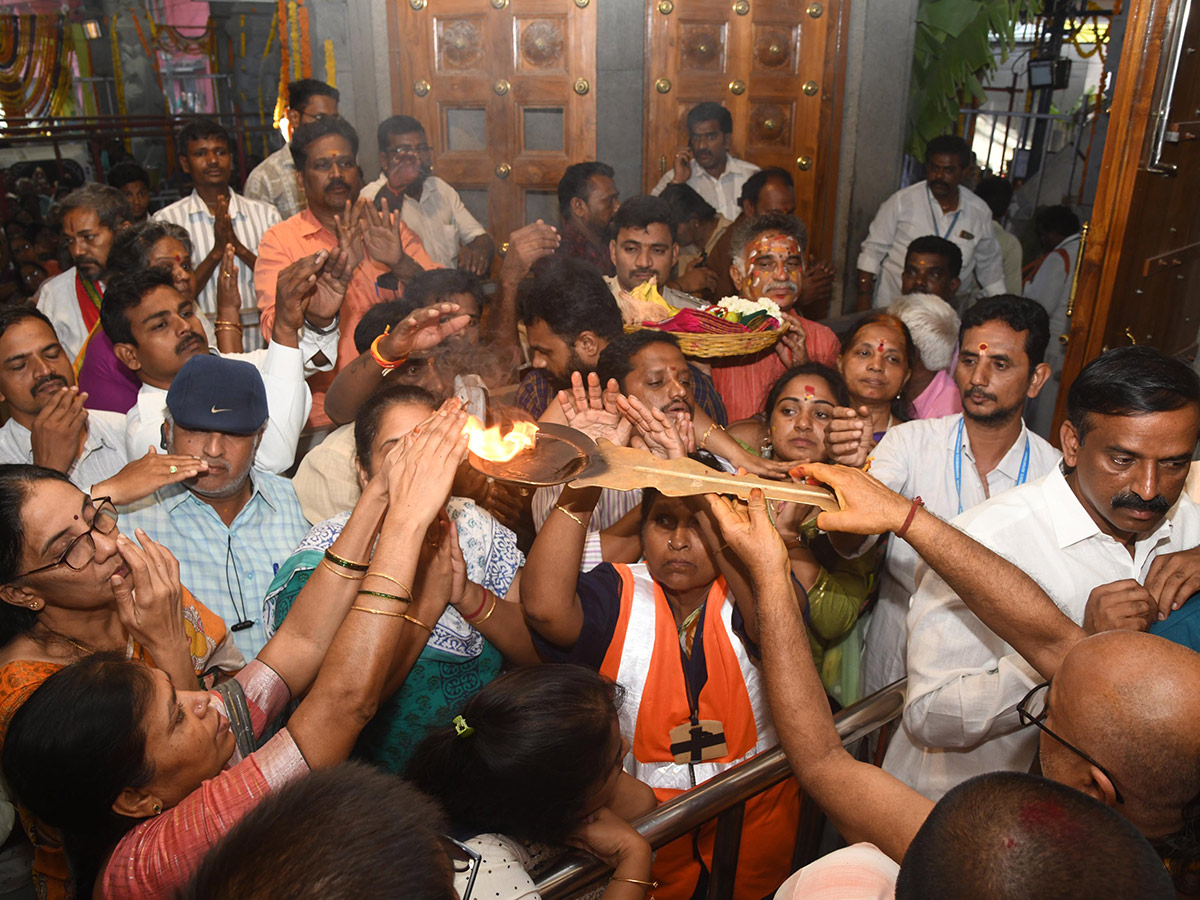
[
  {"xmin": 945, "ymin": 414, "xmax": 1034, "ymax": 483},
  {"xmin": 689, "ymin": 155, "xmax": 753, "ymax": 184},
  {"xmin": 1041, "ymin": 464, "xmax": 1175, "ymax": 554},
  {"xmin": 272, "ymin": 143, "xmax": 296, "ymax": 170},
  {"xmin": 159, "ymin": 467, "xmax": 277, "ymax": 518}
]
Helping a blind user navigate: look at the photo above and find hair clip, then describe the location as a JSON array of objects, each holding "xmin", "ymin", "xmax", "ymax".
[{"xmin": 453, "ymin": 715, "xmax": 475, "ymax": 738}]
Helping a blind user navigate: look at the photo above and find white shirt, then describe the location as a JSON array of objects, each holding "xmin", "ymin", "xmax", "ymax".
[
  {"xmin": 34, "ymin": 267, "xmax": 98, "ymax": 362},
  {"xmin": 859, "ymin": 413, "xmax": 1061, "ymax": 695},
  {"xmin": 857, "ymin": 182, "xmax": 1007, "ymax": 308},
  {"xmin": 883, "ymin": 465, "xmax": 1200, "ymax": 800},
  {"xmin": 0, "ymin": 411, "xmax": 128, "ymax": 492},
  {"xmin": 359, "ymin": 175, "xmax": 487, "ymax": 268},
  {"xmin": 1023, "ymin": 233, "xmax": 1081, "ymax": 375},
  {"xmin": 124, "ymin": 343, "xmax": 312, "ymax": 474},
  {"xmin": 153, "ymin": 190, "xmax": 281, "ymax": 318},
  {"xmin": 651, "ymin": 155, "xmax": 761, "ymax": 221}
]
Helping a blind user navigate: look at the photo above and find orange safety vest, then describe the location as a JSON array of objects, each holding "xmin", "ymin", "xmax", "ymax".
[{"xmin": 599, "ymin": 564, "xmax": 801, "ymax": 900}]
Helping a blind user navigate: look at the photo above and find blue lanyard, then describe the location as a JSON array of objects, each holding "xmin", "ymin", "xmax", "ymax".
[
  {"xmin": 926, "ymin": 186, "xmax": 962, "ymax": 240},
  {"xmin": 954, "ymin": 417, "xmax": 1030, "ymax": 515}
]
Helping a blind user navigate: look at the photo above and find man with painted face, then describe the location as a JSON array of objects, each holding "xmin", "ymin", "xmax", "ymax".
[
  {"xmin": 360, "ymin": 115, "xmax": 495, "ymax": 274},
  {"xmin": 125, "ymin": 355, "xmax": 309, "ymax": 659},
  {"xmin": 856, "ymin": 135, "xmax": 1005, "ymax": 310},
  {"xmin": 651, "ymin": 101, "xmax": 759, "ymax": 221},
  {"xmin": 882, "ymin": 345, "xmax": 1200, "ymax": 802},
  {"xmin": 827, "ymin": 296, "xmax": 1060, "ymax": 697},
  {"xmin": 35, "ymin": 183, "xmax": 131, "ymax": 364},
  {"xmin": 710, "ymin": 213, "xmax": 841, "ymax": 421}
]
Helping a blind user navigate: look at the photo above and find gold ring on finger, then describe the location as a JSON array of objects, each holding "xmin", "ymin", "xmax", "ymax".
[{"xmin": 169, "ymin": 465, "xmax": 178, "ymax": 474}]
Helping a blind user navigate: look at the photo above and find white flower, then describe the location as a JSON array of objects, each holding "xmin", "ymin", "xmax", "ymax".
[{"xmin": 717, "ymin": 295, "xmax": 783, "ymax": 321}]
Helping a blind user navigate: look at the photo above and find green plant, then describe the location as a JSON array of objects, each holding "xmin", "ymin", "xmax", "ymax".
[{"xmin": 908, "ymin": 0, "xmax": 1043, "ymax": 159}]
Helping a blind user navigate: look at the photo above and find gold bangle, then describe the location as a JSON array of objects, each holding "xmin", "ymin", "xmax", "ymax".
[
  {"xmin": 609, "ymin": 877, "xmax": 659, "ymax": 890},
  {"xmin": 350, "ymin": 604, "xmax": 407, "ymax": 618},
  {"xmin": 321, "ymin": 559, "xmax": 366, "ymax": 580},
  {"xmin": 699, "ymin": 422, "xmax": 721, "ymax": 448},
  {"xmin": 365, "ymin": 571, "xmax": 412, "ymax": 595},
  {"xmin": 554, "ymin": 504, "xmax": 588, "ymax": 529},
  {"xmin": 466, "ymin": 592, "xmax": 498, "ymax": 626},
  {"xmin": 402, "ymin": 613, "xmax": 433, "ymax": 633},
  {"xmin": 357, "ymin": 589, "xmax": 410, "ymax": 603},
  {"xmin": 214, "ymin": 319, "xmax": 243, "ymax": 327},
  {"xmin": 325, "ymin": 548, "xmax": 369, "ymax": 571}
]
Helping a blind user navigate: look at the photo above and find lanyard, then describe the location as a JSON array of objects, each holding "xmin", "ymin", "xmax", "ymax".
[
  {"xmin": 926, "ymin": 186, "xmax": 962, "ymax": 240},
  {"xmin": 953, "ymin": 417, "xmax": 1030, "ymax": 515}
]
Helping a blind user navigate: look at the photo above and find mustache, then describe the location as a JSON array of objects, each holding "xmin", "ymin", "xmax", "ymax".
[
  {"xmin": 74, "ymin": 255, "xmax": 99, "ymax": 268},
  {"xmin": 764, "ymin": 280, "xmax": 796, "ymax": 292},
  {"xmin": 175, "ymin": 332, "xmax": 205, "ymax": 355},
  {"xmin": 32, "ymin": 374, "xmax": 68, "ymax": 397},
  {"xmin": 325, "ymin": 179, "xmax": 350, "ymax": 193},
  {"xmin": 1111, "ymin": 492, "xmax": 1170, "ymax": 514},
  {"xmin": 631, "ymin": 268, "xmax": 657, "ymax": 279},
  {"xmin": 965, "ymin": 388, "xmax": 997, "ymax": 403}
]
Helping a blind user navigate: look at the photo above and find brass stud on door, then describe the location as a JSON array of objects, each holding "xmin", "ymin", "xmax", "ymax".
[
  {"xmin": 574, "ymin": 0, "xmax": 590, "ymax": 7},
  {"xmin": 655, "ymin": 77, "xmax": 672, "ymax": 93},
  {"xmin": 494, "ymin": 79, "xmax": 510, "ymax": 96},
  {"xmin": 729, "ymin": 79, "xmax": 746, "ymax": 95},
  {"xmin": 733, "ymin": 0, "xmax": 750, "ymax": 14},
  {"xmin": 806, "ymin": 2, "xmax": 824, "ymax": 17},
  {"xmin": 574, "ymin": 77, "xmax": 590, "ymax": 95},
  {"xmin": 796, "ymin": 155, "xmax": 813, "ymax": 170},
  {"xmin": 802, "ymin": 80, "xmax": 819, "ymax": 96},
  {"xmin": 408, "ymin": 0, "xmax": 426, "ymax": 9},
  {"xmin": 413, "ymin": 80, "xmax": 431, "ymax": 97},
  {"xmin": 495, "ymin": 163, "xmax": 512, "ymax": 179},
  {"xmin": 658, "ymin": 0, "xmax": 674, "ymax": 13},
  {"xmin": 490, "ymin": 0, "xmax": 509, "ymax": 7}
]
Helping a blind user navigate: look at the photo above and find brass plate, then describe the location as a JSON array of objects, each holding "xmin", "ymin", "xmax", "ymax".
[{"xmin": 467, "ymin": 423, "xmax": 598, "ymax": 486}]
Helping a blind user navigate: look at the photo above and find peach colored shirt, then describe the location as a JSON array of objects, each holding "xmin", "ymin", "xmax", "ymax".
[{"xmin": 254, "ymin": 208, "xmax": 438, "ymax": 426}]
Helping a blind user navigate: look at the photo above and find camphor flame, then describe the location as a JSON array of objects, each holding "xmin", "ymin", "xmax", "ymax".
[{"xmin": 462, "ymin": 416, "xmax": 538, "ymax": 462}]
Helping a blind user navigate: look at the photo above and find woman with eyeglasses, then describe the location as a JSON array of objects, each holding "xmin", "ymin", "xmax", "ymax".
[
  {"xmin": 2, "ymin": 402, "xmax": 472, "ymax": 899},
  {"xmin": 408, "ymin": 665, "xmax": 655, "ymax": 900},
  {"xmin": 0, "ymin": 464, "xmax": 240, "ymax": 900}
]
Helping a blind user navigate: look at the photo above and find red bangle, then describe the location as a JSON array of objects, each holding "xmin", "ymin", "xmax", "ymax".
[
  {"xmin": 459, "ymin": 590, "xmax": 489, "ymax": 622},
  {"xmin": 895, "ymin": 496, "xmax": 924, "ymax": 540},
  {"xmin": 370, "ymin": 326, "xmax": 408, "ymax": 370}
]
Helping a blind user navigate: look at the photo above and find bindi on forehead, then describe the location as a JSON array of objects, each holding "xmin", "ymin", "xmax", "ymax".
[
  {"xmin": 978, "ymin": 342, "xmax": 989, "ymax": 353},
  {"xmin": 804, "ymin": 384, "xmax": 816, "ymax": 400}
]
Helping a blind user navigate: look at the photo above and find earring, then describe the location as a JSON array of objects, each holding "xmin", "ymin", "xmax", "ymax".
[
  {"xmin": 152, "ymin": 803, "xmax": 161, "ymax": 815},
  {"xmin": 27, "ymin": 601, "xmax": 38, "ymax": 610}
]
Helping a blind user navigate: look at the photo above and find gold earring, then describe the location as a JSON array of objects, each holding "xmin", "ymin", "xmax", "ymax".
[
  {"xmin": 28, "ymin": 602, "xmax": 38, "ymax": 610},
  {"xmin": 152, "ymin": 803, "xmax": 161, "ymax": 814}
]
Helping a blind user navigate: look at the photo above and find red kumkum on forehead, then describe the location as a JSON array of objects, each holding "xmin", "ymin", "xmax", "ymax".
[
  {"xmin": 804, "ymin": 384, "xmax": 816, "ymax": 400},
  {"xmin": 979, "ymin": 342, "xmax": 989, "ymax": 352}
]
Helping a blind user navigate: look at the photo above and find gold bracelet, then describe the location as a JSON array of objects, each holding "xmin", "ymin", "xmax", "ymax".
[
  {"xmin": 467, "ymin": 592, "xmax": 498, "ymax": 626},
  {"xmin": 350, "ymin": 604, "xmax": 407, "ymax": 618},
  {"xmin": 554, "ymin": 504, "xmax": 588, "ymax": 529},
  {"xmin": 609, "ymin": 877, "xmax": 659, "ymax": 890},
  {"xmin": 321, "ymin": 559, "xmax": 366, "ymax": 580},
  {"xmin": 357, "ymin": 589, "xmax": 410, "ymax": 603},
  {"xmin": 402, "ymin": 613, "xmax": 433, "ymax": 633},
  {"xmin": 325, "ymin": 548, "xmax": 369, "ymax": 571},
  {"xmin": 365, "ymin": 571, "xmax": 412, "ymax": 595},
  {"xmin": 699, "ymin": 422, "xmax": 721, "ymax": 448},
  {"xmin": 214, "ymin": 319, "xmax": 243, "ymax": 327}
]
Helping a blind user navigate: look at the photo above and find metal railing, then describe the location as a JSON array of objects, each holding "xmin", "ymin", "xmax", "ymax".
[{"xmin": 535, "ymin": 679, "xmax": 908, "ymax": 900}]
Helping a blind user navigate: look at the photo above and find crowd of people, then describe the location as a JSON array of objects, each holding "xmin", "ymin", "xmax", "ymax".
[{"xmin": 0, "ymin": 80, "xmax": 1191, "ymax": 900}]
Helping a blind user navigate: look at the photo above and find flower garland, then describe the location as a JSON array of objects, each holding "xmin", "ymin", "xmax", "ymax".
[
  {"xmin": 0, "ymin": 14, "xmax": 73, "ymax": 119},
  {"xmin": 323, "ymin": 38, "xmax": 335, "ymax": 88}
]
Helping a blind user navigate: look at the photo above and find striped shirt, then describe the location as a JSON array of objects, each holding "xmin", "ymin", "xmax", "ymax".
[
  {"xmin": 153, "ymin": 190, "xmax": 281, "ymax": 320},
  {"xmin": 0, "ymin": 411, "xmax": 128, "ymax": 493},
  {"xmin": 244, "ymin": 143, "xmax": 306, "ymax": 220}
]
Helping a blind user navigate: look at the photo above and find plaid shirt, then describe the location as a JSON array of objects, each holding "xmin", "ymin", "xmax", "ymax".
[
  {"xmin": 243, "ymin": 144, "xmax": 306, "ymax": 220},
  {"xmin": 515, "ymin": 366, "xmax": 727, "ymax": 426},
  {"xmin": 554, "ymin": 220, "xmax": 615, "ymax": 277}
]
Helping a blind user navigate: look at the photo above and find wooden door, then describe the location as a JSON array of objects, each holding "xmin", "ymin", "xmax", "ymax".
[
  {"xmin": 1055, "ymin": 0, "xmax": 1200, "ymax": 431},
  {"xmin": 642, "ymin": 0, "xmax": 847, "ymax": 259},
  {"xmin": 390, "ymin": 0, "xmax": 597, "ymax": 245}
]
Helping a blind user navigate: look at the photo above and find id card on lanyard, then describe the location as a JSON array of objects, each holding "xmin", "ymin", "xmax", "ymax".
[{"xmin": 953, "ymin": 416, "xmax": 1030, "ymax": 515}]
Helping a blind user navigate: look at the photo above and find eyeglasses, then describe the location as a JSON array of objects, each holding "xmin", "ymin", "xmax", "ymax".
[
  {"xmin": 384, "ymin": 144, "xmax": 431, "ymax": 160},
  {"xmin": 298, "ymin": 111, "xmax": 340, "ymax": 123},
  {"xmin": 1017, "ymin": 681, "xmax": 1125, "ymax": 804},
  {"xmin": 12, "ymin": 497, "xmax": 118, "ymax": 580},
  {"xmin": 442, "ymin": 836, "xmax": 480, "ymax": 900}
]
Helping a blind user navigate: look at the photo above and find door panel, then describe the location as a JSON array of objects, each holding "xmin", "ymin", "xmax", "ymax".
[
  {"xmin": 643, "ymin": 0, "xmax": 846, "ymax": 258},
  {"xmin": 391, "ymin": 0, "xmax": 597, "ymax": 245}
]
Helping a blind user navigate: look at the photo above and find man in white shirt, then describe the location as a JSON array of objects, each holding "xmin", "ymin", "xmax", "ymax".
[
  {"xmin": 856, "ymin": 135, "xmax": 1006, "ymax": 310},
  {"xmin": 886, "ymin": 345, "xmax": 1200, "ymax": 800},
  {"xmin": 651, "ymin": 102, "xmax": 760, "ymax": 221},
  {"xmin": 100, "ymin": 262, "xmax": 336, "ymax": 474},
  {"xmin": 1024, "ymin": 204, "xmax": 1083, "ymax": 438},
  {"xmin": 359, "ymin": 115, "xmax": 494, "ymax": 274},
  {"xmin": 244, "ymin": 78, "xmax": 339, "ymax": 220},
  {"xmin": 829, "ymin": 296, "xmax": 1059, "ymax": 696},
  {"xmin": 34, "ymin": 184, "xmax": 131, "ymax": 364},
  {"xmin": 154, "ymin": 119, "xmax": 280, "ymax": 329},
  {"xmin": 0, "ymin": 306, "xmax": 205, "ymax": 504}
]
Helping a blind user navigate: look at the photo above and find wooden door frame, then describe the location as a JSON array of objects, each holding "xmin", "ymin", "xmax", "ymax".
[{"xmin": 1052, "ymin": 0, "xmax": 1175, "ymax": 436}]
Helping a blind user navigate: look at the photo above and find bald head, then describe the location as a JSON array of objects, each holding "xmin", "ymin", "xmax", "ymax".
[{"xmin": 1045, "ymin": 632, "xmax": 1200, "ymax": 847}]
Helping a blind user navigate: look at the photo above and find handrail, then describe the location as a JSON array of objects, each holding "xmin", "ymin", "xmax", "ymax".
[{"xmin": 535, "ymin": 679, "xmax": 908, "ymax": 899}]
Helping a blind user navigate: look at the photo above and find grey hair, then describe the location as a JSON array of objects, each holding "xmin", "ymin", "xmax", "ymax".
[
  {"xmin": 888, "ymin": 293, "xmax": 960, "ymax": 371},
  {"xmin": 53, "ymin": 183, "xmax": 132, "ymax": 233},
  {"xmin": 729, "ymin": 212, "xmax": 808, "ymax": 268}
]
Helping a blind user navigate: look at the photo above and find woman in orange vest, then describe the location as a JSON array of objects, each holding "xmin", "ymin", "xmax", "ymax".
[{"xmin": 522, "ymin": 463, "xmax": 802, "ymax": 900}]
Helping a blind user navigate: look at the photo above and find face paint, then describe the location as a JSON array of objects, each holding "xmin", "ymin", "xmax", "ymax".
[
  {"xmin": 743, "ymin": 233, "xmax": 803, "ymax": 307},
  {"xmin": 803, "ymin": 384, "xmax": 816, "ymax": 400}
]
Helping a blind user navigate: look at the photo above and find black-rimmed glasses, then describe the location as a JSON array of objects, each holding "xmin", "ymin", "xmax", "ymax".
[
  {"xmin": 1017, "ymin": 681, "xmax": 1125, "ymax": 804},
  {"xmin": 11, "ymin": 497, "xmax": 118, "ymax": 581},
  {"xmin": 443, "ymin": 836, "xmax": 480, "ymax": 900}
]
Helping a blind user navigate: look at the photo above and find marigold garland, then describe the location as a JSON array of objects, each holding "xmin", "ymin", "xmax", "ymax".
[
  {"xmin": 323, "ymin": 38, "xmax": 335, "ymax": 88},
  {"xmin": 0, "ymin": 14, "xmax": 74, "ymax": 120}
]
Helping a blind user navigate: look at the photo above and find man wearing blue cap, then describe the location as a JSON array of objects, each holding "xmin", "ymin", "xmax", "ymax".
[{"xmin": 125, "ymin": 354, "xmax": 310, "ymax": 658}]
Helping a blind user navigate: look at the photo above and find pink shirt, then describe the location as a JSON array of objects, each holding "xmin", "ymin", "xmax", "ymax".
[
  {"xmin": 254, "ymin": 209, "xmax": 438, "ymax": 426},
  {"xmin": 773, "ymin": 843, "xmax": 898, "ymax": 899},
  {"xmin": 101, "ymin": 661, "xmax": 305, "ymax": 900},
  {"xmin": 712, "ymin": 314, "xmax": 842, "ymax": 421},
  {"xmin": 909, "ymin": 368, "xmax": 962, "ymax": 421}
]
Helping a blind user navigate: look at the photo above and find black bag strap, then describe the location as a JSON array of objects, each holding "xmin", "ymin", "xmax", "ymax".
[{"xmin": 211, "ymin": 678, "xmax": 258, "ymax": 759}]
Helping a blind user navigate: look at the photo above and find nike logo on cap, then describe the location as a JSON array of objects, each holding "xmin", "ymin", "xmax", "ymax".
[{"xmin": 211, "ymin": 405, "xmax": 232, "ymax": 414}]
